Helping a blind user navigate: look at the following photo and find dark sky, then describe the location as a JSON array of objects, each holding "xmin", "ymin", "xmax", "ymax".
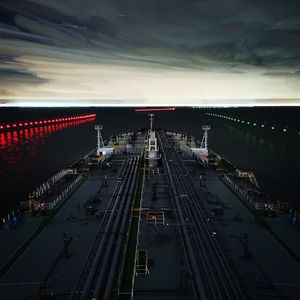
[{"xmin": 1, "ymin": 0, "xmax": 300, "ymax": 106}]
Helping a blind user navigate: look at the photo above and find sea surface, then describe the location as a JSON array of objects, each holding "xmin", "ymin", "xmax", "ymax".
[{"xmin": 0, "ymin": 107, "xmax": 299, "ymax": 217}]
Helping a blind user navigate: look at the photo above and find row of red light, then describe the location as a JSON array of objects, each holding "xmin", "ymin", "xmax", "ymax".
[
  {"xmin": 134, "ymin": 107, "xmax": 176, "ymax": 112},
  {"xmin": 0, "ymin": 113, "xmax": 96, "ymax": 131}
]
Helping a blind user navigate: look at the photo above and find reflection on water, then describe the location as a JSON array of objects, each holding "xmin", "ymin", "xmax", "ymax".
[
  {"xmin": 1, "ymin": 119, "xmax": 92, "ymax": 148},
  {"xmin": 224, "ymin": 124, "xmax": 276, "ymax": 152},
  {"xmin": 0, "ymin": 118, "xmax": 96, "ymax": 216},
  {"xmin": 225, "ymin": 123, "xmax": 286, "ymax": 154},
  {"xmin": 212, "ymin": 120, "xmax": 299, "ymax": 208}
]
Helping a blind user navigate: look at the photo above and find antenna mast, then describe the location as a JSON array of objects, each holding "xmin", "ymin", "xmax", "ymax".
[{"xmin": 149, "ymin": 114, "xmax": 155, "ymax": 131}]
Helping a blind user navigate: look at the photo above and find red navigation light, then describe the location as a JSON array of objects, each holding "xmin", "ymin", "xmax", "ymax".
[
  {"xmin": 1, "ymin": 113, "xmax": 95, "ymax": 131},
  {"xmin": 134, "ymin": 107, "xmax": 176, "ymax": 112}
]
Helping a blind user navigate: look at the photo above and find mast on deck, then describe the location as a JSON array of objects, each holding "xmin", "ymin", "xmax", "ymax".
[
  {"xmin": 149, "ymin": 114, "xmax": 155, "ymax": 131},
  {"xmin": 200, "ymin": 125, "xmax": 210, "ymax": 154},
  {"xmin": 94, "ymin": 125, "xmax": 104, "ymax": 155}
]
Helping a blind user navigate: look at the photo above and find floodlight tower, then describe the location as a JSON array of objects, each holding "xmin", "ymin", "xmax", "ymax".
[{"xmin": 94, "ymin": 125, "xmax": 104, "ymax": 155}]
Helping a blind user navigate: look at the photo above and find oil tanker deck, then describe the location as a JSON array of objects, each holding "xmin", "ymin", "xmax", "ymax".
[{"xmin": 0, "ymin": 117, "xmax": 299, "ymax": 300}]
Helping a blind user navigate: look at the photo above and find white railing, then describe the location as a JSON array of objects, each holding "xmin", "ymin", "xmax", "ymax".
[
  {"xmin": 49, "ymin": 176, "xmax": 82, "ymax": 210},
  {"xmin": 28, "ymin": 168, "xmax": 75, "ymax": 199},
  {"xmin": 223, "ymin": 174, "xmax": 283, "ymax": 212}
]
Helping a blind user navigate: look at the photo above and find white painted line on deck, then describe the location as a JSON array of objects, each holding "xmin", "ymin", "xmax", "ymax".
[
  {"xmin": 274, "ymin": 282, "xmax": 300, "ymax": 287},
  {"xmin": 0, "ymin": 281, "xmax": 41, "ymax": 286}
]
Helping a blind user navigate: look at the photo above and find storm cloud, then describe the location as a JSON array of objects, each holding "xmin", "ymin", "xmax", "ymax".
[{"xmin": 0, "ymin": 0, "xmax": 300, "ymax": 106}]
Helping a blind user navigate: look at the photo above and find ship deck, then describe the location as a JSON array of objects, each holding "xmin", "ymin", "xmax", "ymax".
[{"xmin": 0, "ymin": 130, "xmax": 299, "ymax": 300}]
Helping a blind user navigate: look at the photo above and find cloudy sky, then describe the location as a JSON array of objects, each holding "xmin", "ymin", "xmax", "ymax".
[{"xmin": 0, "ymin": 0, "xmax": 300, "ymax": 106}]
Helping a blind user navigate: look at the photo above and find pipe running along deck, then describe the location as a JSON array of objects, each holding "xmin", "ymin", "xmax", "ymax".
[
  {"xmin": 69, "ymin": 156, "xmax": 140, "ymax": 300},
  {"xmin": 158, "ymin": 130, "xmax": 246, "ymax": 300}
]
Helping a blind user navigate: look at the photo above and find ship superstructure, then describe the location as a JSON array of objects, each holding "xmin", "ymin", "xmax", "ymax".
[{"xmin": 145, "ymin": 113, "xmax": 160, "ymax": 167}]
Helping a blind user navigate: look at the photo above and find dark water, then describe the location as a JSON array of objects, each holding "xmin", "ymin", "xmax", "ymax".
[{"xmin": 0, "ymin": 107, "xmax": 299, "ymax": 217}]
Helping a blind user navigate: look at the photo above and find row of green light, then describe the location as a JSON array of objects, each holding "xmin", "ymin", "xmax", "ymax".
[{"xmin": 206, "ymin": 113, "xmax": 296, "ymax": 134}]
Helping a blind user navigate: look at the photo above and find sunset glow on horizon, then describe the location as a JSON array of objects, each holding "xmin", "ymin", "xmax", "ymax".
[{"xmin": 1, "ymin": 0, "xmax": 300, "ymax": 107}]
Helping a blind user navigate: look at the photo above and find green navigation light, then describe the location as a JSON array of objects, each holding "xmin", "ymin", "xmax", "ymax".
[
  {"xmin": 271, "ymin": 126, "xmax": 275, "ymax": 130},
  {"xmin": 253, "ymin": 123, "xmax": 257, "ymax": 126},
  {"xmin": 261, "ymin": 124, "xmax": 264, "ymax": 128},
  {"xmin": 283, "ymin": 128, "xmax": 287, "ymax": 132},
  {"xmin": 247, "ymin": 121, "xmax": 250, "ymax": 124}
]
